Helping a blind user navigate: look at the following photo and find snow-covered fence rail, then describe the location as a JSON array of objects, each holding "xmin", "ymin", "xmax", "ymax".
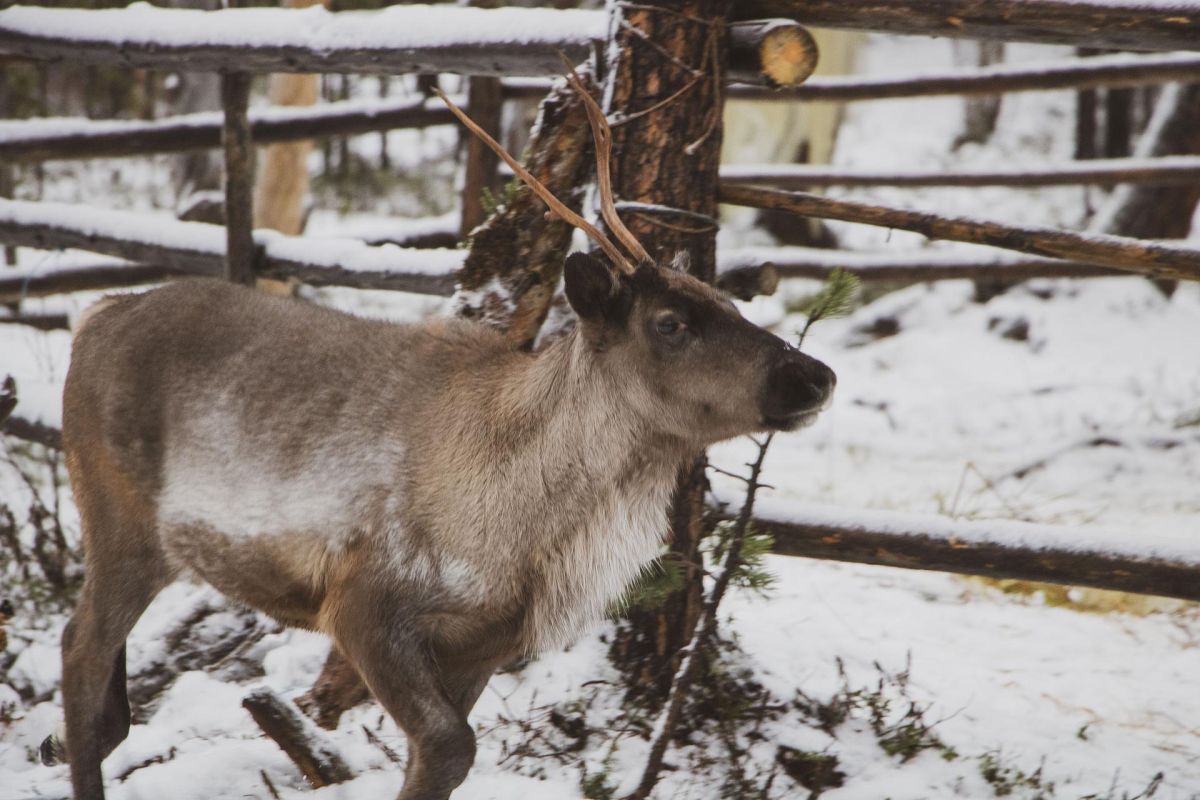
[
  {"xmin": 0, "ymin": 5, "xmax": 806, "ymax": 87},
  {"xmin": 0, "ymin": 5, "xmax": 599, "ymax": 78},
  {"xmin": 735, "ymin": 0, "xmax": 1200, "ymax": 52},
  {"xmin": 719, "ymin": 495, "xmax": 1200, "ymax": 604},
  {"xmin": 0, "ymin": 199, "xmax": 461, "ymax": 301}
]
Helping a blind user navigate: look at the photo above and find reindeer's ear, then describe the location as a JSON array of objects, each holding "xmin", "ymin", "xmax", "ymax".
[{"xmin": 563, "ymin": 251, "xmax": 631, "ymax": 327}]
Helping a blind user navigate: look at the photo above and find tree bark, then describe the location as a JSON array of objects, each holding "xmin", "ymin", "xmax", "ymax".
[
  {"xmin": 455, "ymin": 75, "xmax": 594, "ymax": 349},
  {"xmin": 603, "ymin": 0, "xmax": 732, "ymax": 703}
]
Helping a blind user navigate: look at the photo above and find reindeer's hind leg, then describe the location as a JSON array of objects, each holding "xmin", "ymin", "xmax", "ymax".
[
  {"xmin": 325, "ymin": 577, "xmax": 477, "ymax": 800},
  {"xmin": 61, "ymin": 472, "xmax": 169, "ymax": 800}
]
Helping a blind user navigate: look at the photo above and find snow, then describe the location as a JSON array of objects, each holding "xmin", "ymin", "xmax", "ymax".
[{"xmin": 0, "ymin": 3, "xmax": 606, "ymax": 52}]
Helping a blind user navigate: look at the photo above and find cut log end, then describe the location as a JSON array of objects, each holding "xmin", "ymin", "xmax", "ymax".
[
  {"xmin": 730, "ymin": 20, "xmax": 819, "ymax": 88},
  {"xmin": 761, "ymin": 25, "xmax": 819, "ymax": 88}
]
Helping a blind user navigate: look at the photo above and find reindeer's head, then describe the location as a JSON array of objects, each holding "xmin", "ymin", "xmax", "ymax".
[
  {"xmin": 563, "ymin": 252, "xmax": 835, "ymax": 446},
  {"xmin": 437, "ymin": 66, "xmax": 835, "ymax": 445}
]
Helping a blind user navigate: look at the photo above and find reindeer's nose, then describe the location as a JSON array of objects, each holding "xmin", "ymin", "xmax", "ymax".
[{"xmin": 761, "ymin": 355, "xmax": 836, "ymax": 428}]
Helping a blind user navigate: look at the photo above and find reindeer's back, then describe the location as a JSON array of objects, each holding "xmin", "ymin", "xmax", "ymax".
[{"xmin": 63, "ymin": 280, "xmax": 503, "ymax": 544}]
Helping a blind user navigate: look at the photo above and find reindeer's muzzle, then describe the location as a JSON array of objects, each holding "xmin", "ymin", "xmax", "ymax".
[{"xmin": 760, "ymin": 353, "xmax": 836, "ymax": 431}]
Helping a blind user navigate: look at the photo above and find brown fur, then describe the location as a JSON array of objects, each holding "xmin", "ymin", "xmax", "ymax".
[{"xmin": 59, "ymin": 259, "xmax": 834, "ymax": 800}]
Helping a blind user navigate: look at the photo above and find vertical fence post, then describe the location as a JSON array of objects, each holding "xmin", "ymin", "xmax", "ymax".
[
  {"xmin": 459, "ymin": 76, "xmax": 503, "ymax": 238},
  {"xmin": 221, "ymin": 71, "xmax": 256, "ymax": 285}
]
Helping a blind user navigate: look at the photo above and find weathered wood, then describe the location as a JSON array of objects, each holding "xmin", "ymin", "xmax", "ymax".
[
  {"xmin": 736, "ymin": 0, "xmax": 1200, "ymax": 52},
  {"xmin": 221, "ymin": 71, "xmax": 256, "ymax": 285},
  {"xmin": 720, "ymin": 156, "xmax": 1200, "ymax": 188},
  {"xmin": 720, "ymin": 248, "xmax": 1120, "ymax": 289},
  {"xmin": 241, "ymin": 687, "xmax": 352, "ymax": 788},
  {"xmin": 455, "ymin": 75, "xmax": 593, "ymax": 349},
  {"xmin": 736, "ymin": 510, "xmax": 1200, "ymax": 605},
  {"xmin": 719, "ymin": 184, "xmax": 1200, "ymax": 282},
  {"xmin": 0, "ymin": 5, "xmax": 595, "ymax": 77},
  {"xmin": 0, "ymin": 204, "xmax": 458, "ymax": 300},
  {"xmin": 0, "ymin": 312, "xmax": 69, "ymax": 331},
  {"xmin": 0, "ymin": 99, "xmax": 455, "ymax": 163},
  {"xmin": 459, "ymin": 77, "xmax": 504, "ymax": 237},
  {"xmin": 728, "ymin": 19, "xmax": 818, "ymax": 87}
]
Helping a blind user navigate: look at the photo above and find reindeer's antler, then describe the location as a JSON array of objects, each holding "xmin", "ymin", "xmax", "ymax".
[
  {"xmin": 433, "ymin": 87, "xmax": 635, "ymax": 273},
  {"xmin": 560, "ymin": 60, "xmax": 653, "ymax": 270}
]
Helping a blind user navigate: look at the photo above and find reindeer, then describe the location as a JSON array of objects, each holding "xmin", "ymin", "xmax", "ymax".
[{"xmin": 56, "ymin": 76, "xmax": 835, "ymax": 800}]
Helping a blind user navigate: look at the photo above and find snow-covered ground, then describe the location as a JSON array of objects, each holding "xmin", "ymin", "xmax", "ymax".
[{"xmin": 3, "ymin": 30, "xmax": 1200, "ymax": 800}]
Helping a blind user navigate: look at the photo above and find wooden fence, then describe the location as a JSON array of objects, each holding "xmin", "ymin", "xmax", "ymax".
[{"xmin": 2, "ymin": 0, "xmax": 1199, "ymax": 602}]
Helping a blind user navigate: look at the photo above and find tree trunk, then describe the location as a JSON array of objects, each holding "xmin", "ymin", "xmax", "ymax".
[
  {"xmin": 603, "ymin": 0, "xmax": 732, "ymax": 703},
  {"xmin": 954, "ymin": 39, "xmax": 1004, "ymax": 148},
  {"xmin": 454, "ymin": 75, "xmax": 594, "ymax": 349},
  {"xmin": 1090, "ymin": 83, "xmax": 1200, "ymax": 295}
]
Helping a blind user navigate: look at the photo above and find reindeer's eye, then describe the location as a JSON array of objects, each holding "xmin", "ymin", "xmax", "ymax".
[{"xmin": 655, "ymin": 312, "xmax": 685, "ymax": 338}]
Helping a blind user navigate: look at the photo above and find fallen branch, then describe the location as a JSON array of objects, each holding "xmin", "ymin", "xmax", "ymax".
[
  {"xmin": 720, "ymin": 156, "xmax": 1200, "ymax": 189},
  {"xmin": 2, "ymin": 416, "xmax": 63, "ymax": 451},
  {"xmin": 719, "ymin": 184, "xmax": 1200, "ymax": 282},
  {"xmin": 736, "ymin": 0, "xmax": 1200, "ymax": 52},
  {"xmin": 242, "ymin": 687, "xmax": 353, "ymax": 788}
]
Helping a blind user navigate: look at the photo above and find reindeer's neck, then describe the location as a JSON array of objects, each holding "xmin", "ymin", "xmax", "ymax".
[{"xmin": 469, "ymin": 331, "xmax": 691, "ymax": 651}]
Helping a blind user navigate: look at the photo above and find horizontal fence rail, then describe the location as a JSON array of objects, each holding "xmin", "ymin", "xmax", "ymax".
[
  {"xmin": 721, "ymin": 156, "xmax": 1200, "ymax": 189},
  {"xmin": 0, "ymin": 199, "xmax": 461, "ymax": 299},
  {"xmin": 713, "ymin": 492, "xmax": 1200, "ymax": 604},
  {"xmin": 720, "ymin": 185, "xmax": 1200, "ymax": 282},
  {"xmin": 735, "ymin": 0, "xmax": 1200, "ymax": 52},
  {"xmin": 719, "ymin": 247, "xmax": 1124, "ymax": 282},
  {"xmin": 0, "ymin": 97, "xmax": 457, "ymax": 163},
  {"xmin": 0, "ymin": 5, "xmax": 598, "ymax": 77},
  {"xmin": 0, "ymin": 5, "xmax": 802, "ymax": 85}
]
